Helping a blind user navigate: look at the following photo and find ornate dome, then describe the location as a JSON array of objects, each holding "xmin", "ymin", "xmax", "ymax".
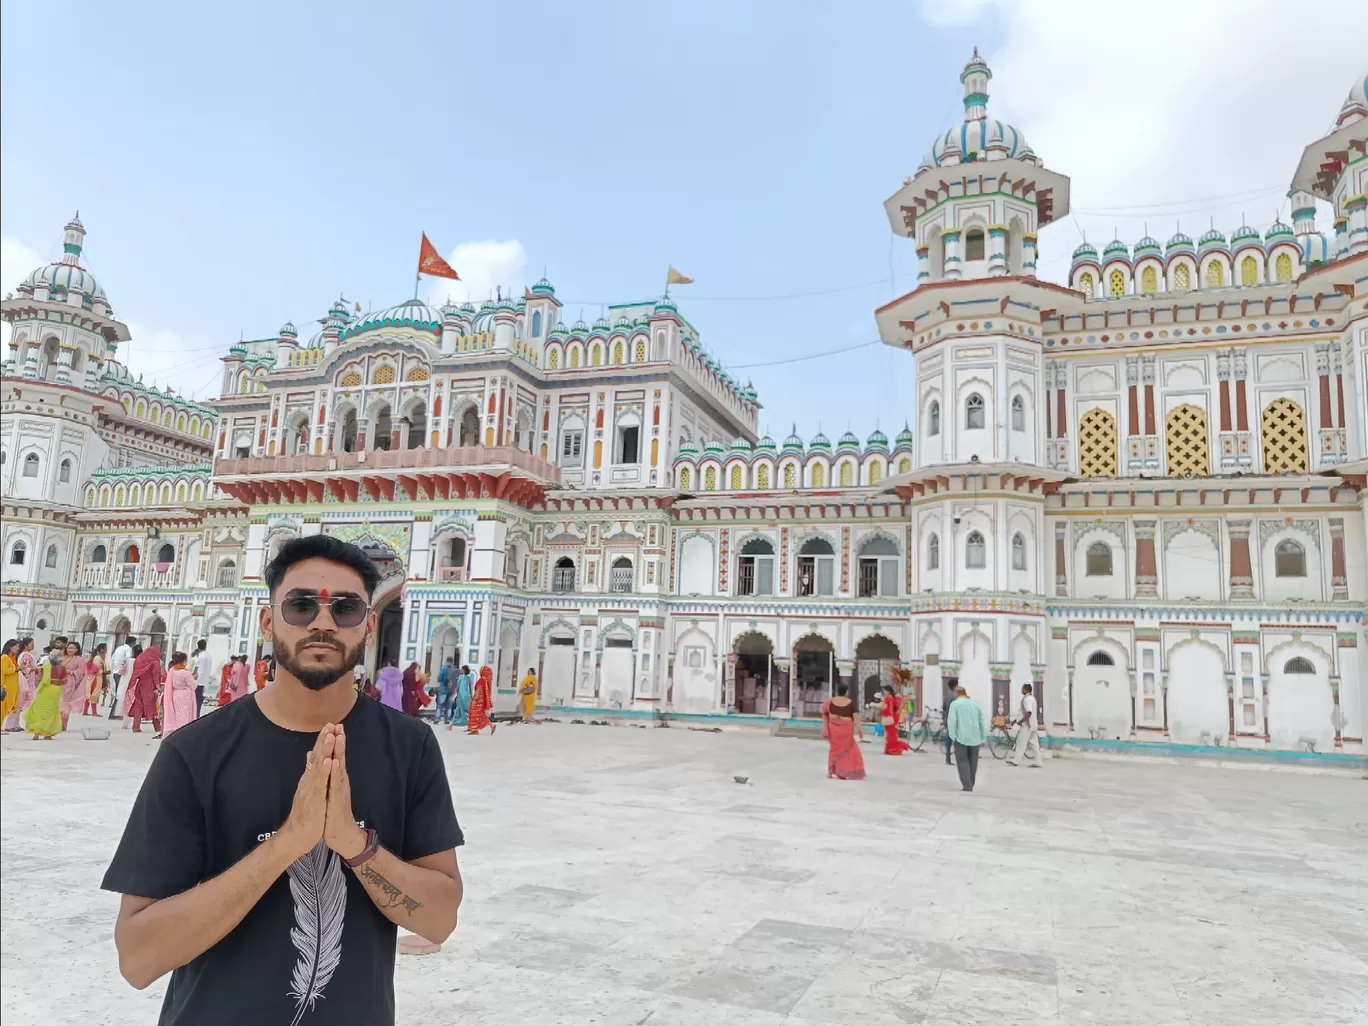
[
  {"xmin": 1166, "ymin": 230, "xmax": 1195, "ymax": 252},
  {"xmin": 1197, "ymin": 227, "xmax": 1228, "ymax": 251},
  {"xmin": 279, "ymin": 321, "xmax": 298, "ymax": 338},
  {"xmin": 341, "ymin": 299, "xmax": 442, "ymax": 341},
  {"xmin": 755, "ymin": 434, "xmax": 776, "ymax": 451},
  {"xmin": 783, "ymin": 427, "xmax": 804, "ymax": 450},
  {"xmin": 837, "ymin": 430, "xmax": 860, "ymax": 450},
  {"xmin": 654, "ymin": 296, "xmax": 677, "ymax": 313},
  {"xmin": 1231, "ymin": 223, "xmax": 1262, "ymax": 247},
  {"xmin": 19, "ymin": 215, "xmax": 105, "ymax": 305},
  {"xmin": 809, "ymin": 432, "xmax": 831, "ymax": 450},
  {"xmin": 1102, "ymin": 238, "xmax": 1130, "ymax": 261},
  {"xmin": 1336, "ymin": 71, "xmax": 1367, "ymax": 129},
  {"xmin": 703, "ymin": 438, "xmax": 724, "ymax": 454},
  {"xmin": 529, "ymin": 277, "xmax": 556, "ymax": 296},
  {"xmin": 1134, "ymin": 236, "xmax": 1162, "ymax": 258},
  {"xmin": 1265, "ymin": 220, "xmax": 1294, "ymax": 242},
  {"xmin": 894, "ymin": 424, "xmax": 915, "ymax": 447},
  {"xmin": 1072, "ymin": 241, "xmax": 1098, "ymax": 261},
  {"xmin": 729, "ymin": 437, "xmax": 753, "ymax": 453},
  {"xmin": 919, "ymin": 51, "xmax": 1035, "ymax": 171},
  {"xmin": 867, "ymin": 428, "xmax": 889, "ymax": 449}
]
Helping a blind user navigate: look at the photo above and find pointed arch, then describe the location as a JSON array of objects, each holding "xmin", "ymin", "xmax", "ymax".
[
  {"xmin": 1260, "ymin": 397, "xmax": 1308, "ymax": 473},
  {"xmin": 1077, "ymin": 408, "xmax": 1117, "ymax": 478}
]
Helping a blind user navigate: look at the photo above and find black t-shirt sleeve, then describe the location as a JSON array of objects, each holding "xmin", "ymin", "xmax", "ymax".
[
  {"xmin": 102, "ymin": 741, "xmax": 207, "ymax": 898},
  {"xmin": 401, "ymin": 727, "xmax": 462, "ymax": 861}
]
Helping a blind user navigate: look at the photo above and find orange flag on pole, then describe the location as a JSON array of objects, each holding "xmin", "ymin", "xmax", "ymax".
[
  {"xmin": 666, "ymin": 265, "xmax": 694, "ymax": 285},
  {"xmin": 418, "ymin": 234, "xmax": 460, "ymax": 280}
]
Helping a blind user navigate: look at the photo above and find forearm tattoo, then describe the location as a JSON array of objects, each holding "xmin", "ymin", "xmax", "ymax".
[{"xmin": 357, "ymin": 863, "xmax": 423, "ymax": 916}]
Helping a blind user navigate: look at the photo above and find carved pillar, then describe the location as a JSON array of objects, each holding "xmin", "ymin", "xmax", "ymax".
[
  {"xmin": 1228, "ymin": 519, "xmax": 1254, "ymax": 599},
  {"xmin": 1316, "ymin": 343, "xmax": 1333, "ymax": 430},
  {"xmin": 1142, "ymin": 355, "xmax": 1156, "ymax": 437},
  {"xmin": 1217, "ymin": 349, "xmax": 1232, "ymax": 431},
  {"xmin": 987, "ymin": 224, "xmax": 1007, "ymax": 276},
  {"xmin": 55, "ymin": 341, "xmax": 76, "ymax": 385},
  {"xmin": 21, "ymin": 338, "xmax": 40, "ymax": 378},
  {"xmin": 916, "ymin": 244, "xmax": 930, "ymax": 284},
  {"xmin": 391, "ymin": 417, "xmax": 405, "ymax": 451},
  {"xmin": 1054, "ymin": 522, "xmax": 1068, "ymax": 597},
  {"xmin": 1021, "ymin": 233, "xmax": 1038, "ymax": 278},
  {"xmin": 1056, "ymin": 365, "xmax": 1067, "ymax": 439},
  {"xmin": 355, "ymin": 416, "xmax": 370, "ymax": 452},
  {"xmin": 1134, "ymin": 520, "xmax": 1158, "ymax": 598},
  {"xmin": 1260, "ymin": 672, "xmax": 1271, "ymax": 743},
  {"xmin": 1126, "ymin": 356, "xmax": 1141, "ymax": 436},
  {"xmin": 1225, "ymin": 672, "xmax": 1236, "ymax": 741},
  {"xmin": 1044, "ymin": 361, "xmax": 1055, "ymax": 440},
  {"xmin": 1234, "ymin": 349, "xmax": 1249, "ymax": 433},
  {"xmin": 942, "ymin": 228, "xmax": 962, "ymax": 281},
  {"xmin": 1329, "ymin": 518, "xmax": 1348, "ymax": 600},
  {"xmin": 1334, "ymin": 341, "xmax": 1346, "ymax": 429},
  {"xmin": 1030, "ymin": 664, "xmax": 1046, "ymax": 729}
]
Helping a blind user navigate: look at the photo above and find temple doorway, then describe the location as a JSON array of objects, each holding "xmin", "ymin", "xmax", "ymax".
[
  {"xmin": 792, "ymin": 633, "xmax": 835, "ymax": 717},
  {"xmin": 732, "ymin": 631, "xmax": 787, "ymax": 715}
]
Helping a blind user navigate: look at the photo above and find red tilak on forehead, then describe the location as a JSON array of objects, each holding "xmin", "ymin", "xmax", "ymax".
[{"xmin": 318, "ymin": 588, "xmax": 331, "ymax": 603}]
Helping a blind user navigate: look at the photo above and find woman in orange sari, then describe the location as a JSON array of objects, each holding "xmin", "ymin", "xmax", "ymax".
[
  {"xmin": 820, "ymin": 682, "xmax": 865, "ymax": 780},
  {"xmin": 466, "ymin": 665, "xmax": 496, "ymax": 735},
  {"xmin": 880, "ymin": 684, "xmax": 911, "ymax": 755}
]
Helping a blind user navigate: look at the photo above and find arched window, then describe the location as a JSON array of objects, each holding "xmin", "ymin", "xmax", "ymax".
[
  {"xmin": 1011, "ymin": 395, "xmax": 1025, "ymax": 432},
  {"xmin": 867, "ymin": 462, "xmax": 881, "ymax": 485},
  {"xmin": 590, "ymin": 344, "xmax": 602, "ymax": 367},
  {"xmin": 898, "ymin": 457, "xmax": 910, "ymax": 473},
  {"xmin": 157, "ymin": 543, "xmax": 175, "ymax": 565},
  {"xmin": 1087, "ymin": 651, "xmax": 1115, "ymax": 666},
  {"xmin": 1205, "ymin": 261, "xmax": 1224, "ymax": 288},
  {"xmin": 44, "ymin": 544, "xmax": 59, "ymax": 569},
  {"xmin": 857, "ymin": 536, "xmax": 899, "ymax": 597},
  {"xmin": 737, "ymin": 538, "xmax": 775, "ymax": 596},
  {"xmin": 677, "ymin": 467, "xmax": 691, "ymax": 490},
  {"xmin": 1086, "ymin": 542, "xmax": 1113, "ymax": 576},
  {"xmin": 1261, "ymin": 398, "xmax": 1308, "ymax": 473},
  {"xmin": 783, "ymin": 463, "xmax": 796, "ymax": 488},
  {"xmin": 552, "ymin": 557, "xmax": 576, "ymax": 593},
  {"xmin": 928, "ymin": 401, "xmax": 941, "ymax": 436},
  {"xmin": 613, "ymin": 341, "xmax": 623, "ymax": 364},
  {"xmin": 1173, "ymin": 263, "xmax": 1191, "ymax": 291},
  {"xmin": 22, "ymin": 452, "xmax": 40, "ymax": 477},
  {"xmin": 59, "ymin": 458, "xmax": 72, "ymax": 483},
  {"xmin": 811, "ymin": 463, "xmax": 825, "ymax": 487},
  {"xmin": 965, "ymin": 393, "xmax": 985, "ymax": 430},
  {"xmin": 609, "ymin": 557, "xmax": 633, "ymax": 593},
  {"xmin": 964, "ymin": 228, "xmax": 985, "ymax": 261},
  {"xmin": 1140, "ymin": 266, "xmax": 1158, "ymax": 293},
  {"xmin": 10, "ymin": 540, "xmax": 27, "ymax": 565},
  {"xmin": 1109, "ymin": 269, "xmax": 1126, "ymax": 296},
  {"xmin": 1165, "ymin": 403, "xmax": 1210, "ymax": 477},
  {"xmin": 927, "ymin": 533, "xmax": 940, "ymax": 570},
  {"xmin": 91, "ymin": 544, "xmax": 108, "ymax": 563},
  {"xmin": 1078, "ymin": 408, "xmax": 1118, "ymax": 478},
  {"xmin": 569, "ymin": 346, "xmax": 580, "ymax": 369},
  {"xmin": 756, "ymin": 464, "xmax": 770, "ymax": 489},
  {"xmin": 548, "ymin": 348, "xmax": 559, "ymax": 370},
  {"xmin": 704, "ymin": 466, "xmax": 717, "ymax": 490},
  {"xmin": 1275, "ymin": 252, "xmax": 1293, "ymax": 281},
  {"xmin": 634, "ymin": 339, "xmax": 646, "ymax": 362},
  {"xmin": 123, "ymin": 543, "xmax": 141, "ymax": 564},
  {"xmin": 130, "ymin": 484, "xmax": 142, "ymax": 505},
  {"xmin": 965, "ymin": 531, "xmax": 986, "ymax": 568},
  {"xmin": 1011, "ymin": 532, "xmax": 1026, "ymax": 570},
  {"xmin": 1274, "ymin": 540, "xmax": 1306, "ymax": 578},
  {"xmin": 797, "ymin": 536, "xmax": 836, "ymax": 596},
  {"xmin": 730, "ymin": 464, "xmax": 743, "ymax": 490},
  {"xmin": 531, "ymin": 310, "xmax": 542, "ymax": 336},
  {"xmin": 1240, "ymin": 255, "xmax": 1257, "ymax": 285},
  {"xmin": 1078, "ymin": 271, "xmax": 1095, "ymax": 295},
  {"xmin": 1283, "ymin": 657, "xmax": 1314, "ymax": 674},
  {"xmin": 839, "ymin": 461, "xmax": 853, "ymax": 486}
]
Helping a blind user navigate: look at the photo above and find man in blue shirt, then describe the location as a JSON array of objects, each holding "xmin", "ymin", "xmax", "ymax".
[
  {"xmin": 435, "ymin": 658, "xmax": 454, "ymax": 724},
  {"xmin": 946, "ymin": 686, "xmax": 987, "ymax": 792}
]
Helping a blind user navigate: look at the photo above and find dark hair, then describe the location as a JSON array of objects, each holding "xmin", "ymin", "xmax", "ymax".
[
  {"xmin": 171, "ymin": 651, "xmax": 188, "ymax": 666},
  {"xmin": 2, "ymin": 639, "xmax": 16, "ymax": 657},
  {"xmin": 197, "ymin": 639, "xmax": 207, "ymax": 652},
  {"xmin": 882, "ymin": 684, "xmax": 895, "ymax": 695},
  {"xmin": 264, "ymin": 534, "xmax": 381, "ymax": 598},
  {"xmin": 461, "ymin": 664, "xmax": 470, "ymax": 674},
  {"xmin": 66, "ymin": 641, "xmax": 82, "ymax": 656},
  {"xmin": 126, "ymin": 636, "xmax": 138, "ymax": 647},
  {"xmin": 1022, "ymin": 683, "xmax": 1033, "ymax": 693},
  {"xmin": 20, "ymin": 637, "xmax": 33, "ymax": 650},
  {"xmin": 95, "ymin": 642, "xmax": 107, "ymax": 654},
  {"xmin": 836, "ymin": 682, "xmax": 849, "ymax": 697},
  {"xmin": 131, "ymin": 644, "xmax": 143, "ymax": 658}
]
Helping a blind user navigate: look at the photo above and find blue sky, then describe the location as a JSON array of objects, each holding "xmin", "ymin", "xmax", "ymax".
[{"xmin": 3, "ymin": 0, "xmax": 1364, "ymax": 437}]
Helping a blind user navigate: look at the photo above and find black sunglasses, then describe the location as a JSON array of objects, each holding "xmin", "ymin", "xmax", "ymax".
[{"xmin": 279, "ymin": 591, "xmax": 370, "ymax": 629}]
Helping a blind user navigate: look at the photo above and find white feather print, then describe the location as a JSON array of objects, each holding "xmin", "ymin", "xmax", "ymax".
[{"xmin": 285, "ymin": 839, "xmax": 347, "ymax": 1026}]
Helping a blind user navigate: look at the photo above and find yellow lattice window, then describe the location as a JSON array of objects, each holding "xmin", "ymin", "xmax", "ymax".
[
  {"xmin": 704, "ymin": 465, "xmax": 717, "ymax": 490},
  {"xmin": 677, "ymin": 467, "xmax": 691, "ymax": 489},
  {"xmin": 1275, "ymin": 253, "xmax": 1292, "ymax": 281},
  {"xmin": 548, "ymin": 349, "xmax": 559, "ymax": 369},
  {"xmin": 756, "ymin": 464, "xmax": 770, "ymax": 489},
  {"xmin": 130, "ymin": 484, "xmax": 141, "ymax": 504},
  {"xmin": 1077, "ymin": 408, "xmax": 1118, "ymax": 479},
  {"xmin": 1240, "ymin": 255, "xmax": 1257, "ymax": 285},
  {"xmin": 1078, "ymin": 271, "xmax": 1094, "ymax": 295},
  {"xmin": 340, "ymin": 370, "xmax": 361, "ymax": 387},
  {"xmin": 1205, "ymin": 261, "xmax": 1224, "ymax": 288},
  {"xmin": 115, "ymin": 485, "xmax": 126, "ymax": 505},
  {"xmin": 1261, "ymin": 398, "xmax": 1309, "ymax": 473},
  {"xmin": 372, "ymin": 364, "xmax": 395, "ymax": 384},
  {"xmin": 177, "ymin": 414, "xmax": 186, "ymax": 431},
  {"xmin": 590, "ymin": 345, "xmax": 602, "ymax": 367},
  {"xmin": 1173, "ymin": 263, "xmax": 1191, "ymax": 291},
  {"xmin": 164, "ymin": 408, "xmax": 174, "ymax": 426},
  {"xmin": 1165, "ymin": 403, "xmax": 1210, "ymax": 477},
  {"xmin": 898, "ymin": 458, "xmax": 910, "ymax": 473},
  {"xmin": 613, "ymin": 342, "xmax": 623, "ymax": 364},
  {"xmin": 635, "ymin": 340, "xmax": 646, "ymax": 361},
  {"xmin": 406, "ymin": 366, "xmax": 429, "ymax": 381},
  {"xmin": 570, "ymin": 347, "xmax": 580, "ymax": 368},
  {"xmin": 839, "ymin": 461, "xmax": 853, "ymax": 485},
  {"xmin": 730, "ymin": 464, "xmax": 743, "ymax": 489},
  {"xmin": 783, "ymin": 463, "xmax": 796, "ymax": 488},
  {"xmin": 161, "ymin": 483, "xmax": 172, "ymax": 503},
  {"xmin": 176, "ymin": 483, "xmax": 187, "ymax": 501},
  {"xmin": 811, "ymin": 463, "xmax": 825, "ymax": 487},
  {"xmin": 1141, "ymin": 266, "xmax": 1158, "ymax": 293},
  {"xmin": 135, "ymin": 400, "xmax": 147, "ymax": 418},
  {"xmin": 1109, "ymin": 269, "xmax": 1126, "ymax": 296},
  {"xmin": 868, "ymin": 461, "xmax": 882, "ymax": 485}
]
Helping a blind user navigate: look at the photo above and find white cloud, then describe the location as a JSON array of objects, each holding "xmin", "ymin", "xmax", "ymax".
[
  {"xmin": 1, "ymin": 235, "xmax": 43, "ymax": 344},
  {"xmin": 422, "ymin": 239, "xmax": 528, "ymax": 307},
  {"xmin": 916, "ymin": 0, "xmax": 1368, "ymax": 279}
]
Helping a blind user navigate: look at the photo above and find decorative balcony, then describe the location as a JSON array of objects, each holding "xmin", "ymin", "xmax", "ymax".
[{"xmin": 213, "ymin": 443, "xmax": 561, "ymax": 509}]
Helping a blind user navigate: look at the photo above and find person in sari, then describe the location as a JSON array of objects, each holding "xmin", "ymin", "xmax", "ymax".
[
  {"xmin": 0, "ymin": 639, "xmax": 19, "ymax": 730},
  {"xmin": 216, "ymin": 661, "xmax": 234, "ymax": 706},
  {"xmin": 25, "ymin": 645, "xmax": 63, "ymax": 740},
  {"xmin": 126, "ymin": 644, "xmax": 164, "ymax": 734},
  {"xmin": 467, "ymin": 665, "xmax": 496, "ymax": 735},
  {"xmin": 228, "ymin": 654, "xmax": 249, "ymax": 701},
  {"xmin": 448, "ymin": 664, "xmax": 473, "ymax": 730},
  {"xmin": 84, "ymin": 643, "xmax": 109, "ymax": 716},
  {"xmin": 253, "ymin": 656, "xmax": 270, "ymax": 692},
  {"xmin": 8, "ymin": 638, "xmax": 39, "ymax": 731},
  {"xmin": 880, "ymin": 684, "xmax": 912, "ymax": 755},
  {"xmin": 518, "ymin": 668, "xmax": 538, "ymax": 723},
  {"xmin": 57, "ymin": 641, "xmax": 88, "ymax": 732},
  {"xmin": 159, "ymin": 651, "xmax": 199, "ymax": 738},
  {"xmin": 120, "ymin": 644, "xmax": 143, "ymax": 726},
  {"xmin": 401, "ymin": 662, "xmax": 424, "ymax": 718},
  {"xmin": 820, "ymin": 682, "xmax": 866, "ymax": 780},
  {"xmin": 377, "ymin": 661, "xmax": 404, "ymax": 711}
]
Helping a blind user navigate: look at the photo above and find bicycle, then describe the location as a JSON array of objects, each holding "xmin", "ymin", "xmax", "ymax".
[
  {"xmin": 908, "ymin": 711, "xmax": 945, "ymax": 753},
  {"xmin": 987, "ymin": 716, "xmax": 1017, "ymax": 760}
]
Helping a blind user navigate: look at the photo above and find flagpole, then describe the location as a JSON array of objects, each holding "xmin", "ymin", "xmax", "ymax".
[{"xmin": 414, "ymin": 271, "xmax": 421, "ymax": 300}]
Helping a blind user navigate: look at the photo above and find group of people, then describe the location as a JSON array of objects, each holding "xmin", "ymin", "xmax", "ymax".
[
  {"xmin": 355, "ymin": 656, "xmax": 535, "ymax": 735},
  {"xmin": 0, "ymin": 635, "xmax": 230, "ymax": 741},
  {"xmin": 818, "ymin": 677, "xmax": 1043, "ymax": 789}
]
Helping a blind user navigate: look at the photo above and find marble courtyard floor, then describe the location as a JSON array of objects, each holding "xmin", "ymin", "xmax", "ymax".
[{"xmin": 2, "ymin": 719, "xmax": 1366, "ymax": 1025}]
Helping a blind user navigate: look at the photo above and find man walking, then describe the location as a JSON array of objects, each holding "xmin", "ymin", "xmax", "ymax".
[
  {"xmin": 103, "ymin": 534, "xmax": 463, "ymax": 1025},
  {"xmin": 946, "ymin": 685, "xmax": 987, "ymax": 792},
  {"xmin": 435, "ymin": 657, "xmax": 454, "ymax": 725},
  {"xmin": 942, "ymin": 677, "xmax": 958, "ymax": 765},
  {"xmin": 192, "ymin": 640, "xmax": 213, "ymax": 717},
  {"xmin": 109, "ymin": 635, "xmax": 134, "ymax": 721},
  {"xmin": 1006, "ymin": 682, "xmax": 1043, "ymax": 768}
]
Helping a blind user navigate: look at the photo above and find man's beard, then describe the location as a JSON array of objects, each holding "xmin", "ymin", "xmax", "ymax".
[{"xmin": 276, "ymin": 633, "xmax": 368, "ymax": 691}]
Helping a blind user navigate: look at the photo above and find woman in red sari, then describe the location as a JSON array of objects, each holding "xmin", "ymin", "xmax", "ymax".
[
  {"xmin": 880, "ymin": 684, "xmax": 911, "ymax": 755},
  {"xmin": 820, "ymin": 682, "xmax": 865, "ymax": 779},
  {"xmin": 401, "ymin": 662, "xmax": 427, "ymax": 718},
  {"xmin": 466, "ymin": 665, "xmax": 496, "ymax": 735},
  {"xmin": 125, "ymin": 644, "xmax": 163, "ymax": 734}
]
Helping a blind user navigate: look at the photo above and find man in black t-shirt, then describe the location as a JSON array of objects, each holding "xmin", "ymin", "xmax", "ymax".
[{"xmin": 103, "ymin": 535, "xmax": 464, "ymax": 1025}]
